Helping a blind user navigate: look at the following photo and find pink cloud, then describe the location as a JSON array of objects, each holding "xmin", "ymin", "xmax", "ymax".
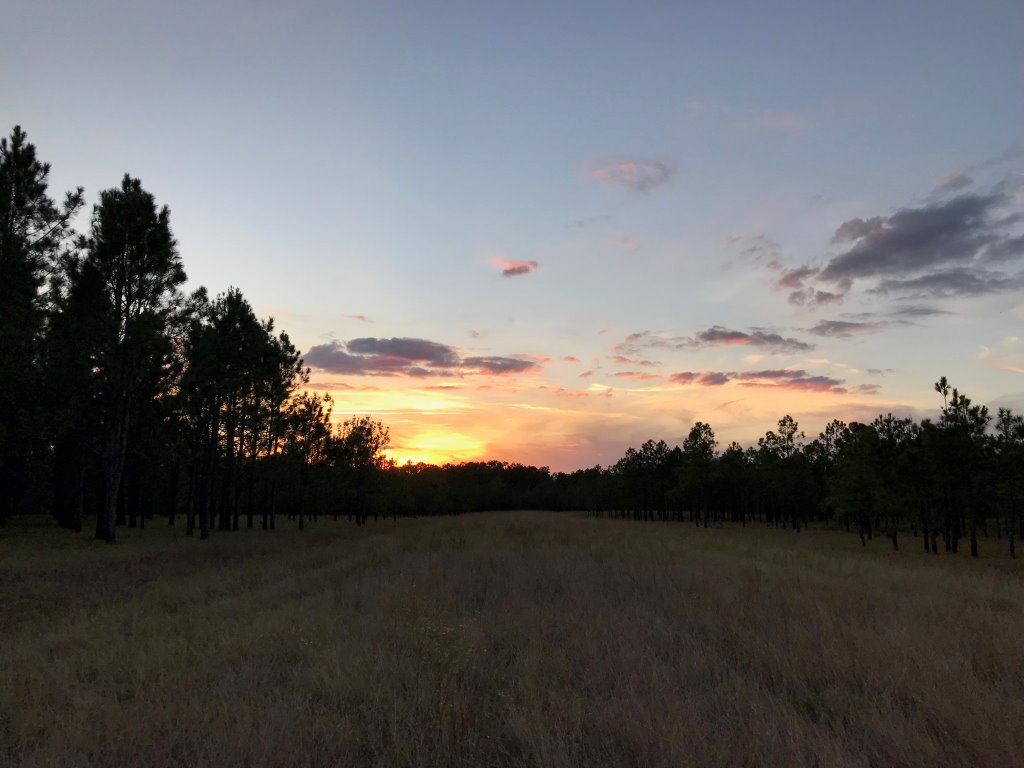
[
  {"xmin": 488, "ymin": 254, "xmax": 539, "ymax": 277},
  {"xmin": 615, "ymin": 232, "xmax": 638, "ymax": 249},
  {"xmin": 556, "ymin": 389, "xmax": 590, "ymax": 399},
  {"xmin": 611, "ymin": 354, "xmax": 660, "ymax": 367},
  {"xmin": 614, "ymin": 371, "xmax": 663, "ymax": 380},
  {"xmin": 563, "ymin": 356, "xmax": 581, "ymax": 363},
  {"xmin": 671, "ymin": 371, "xmax": 730, "ymax": 386},
  {"xmin": 672, "ymin": 369, "xmax": 851, "ymax": 394},
  {"xmin": 588, "ymin": 159, "xmax": 671, "ymax": 192}
]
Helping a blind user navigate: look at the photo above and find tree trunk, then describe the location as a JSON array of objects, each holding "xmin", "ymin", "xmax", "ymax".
[
  {"xmin": 167, "ymin": 460, "xmax": 179, "ymax": 525},
  {"xmin": 97, "ymin": 399, "xmax": 130, "ymax": 543}
]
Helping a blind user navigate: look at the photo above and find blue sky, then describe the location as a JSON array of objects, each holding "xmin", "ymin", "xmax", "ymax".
[{"xmin": 4, "ymin": 1, "xmax": 1023, "ymax": 468}]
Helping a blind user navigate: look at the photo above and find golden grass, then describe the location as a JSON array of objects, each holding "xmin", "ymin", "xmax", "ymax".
[{"xmin": 2, "ymin": 513, "xmax": 1023, "ymax": 767}]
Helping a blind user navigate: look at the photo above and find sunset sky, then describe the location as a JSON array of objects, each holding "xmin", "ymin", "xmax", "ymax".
[{"xmin": 4, "ymin": 1, "xmax": 1024, "ymax": 469}]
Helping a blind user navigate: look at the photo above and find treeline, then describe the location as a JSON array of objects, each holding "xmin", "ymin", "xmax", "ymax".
[
  {"xmin": 556, "ymin": 381, "xmax": 1024, "ymax": 558},
  {"xmin": 0, "ymin": 126, "xmax": 397, "ymax": 541}
]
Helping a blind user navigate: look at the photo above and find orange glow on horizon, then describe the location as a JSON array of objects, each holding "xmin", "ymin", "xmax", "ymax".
[
  {"xmin": 309, "ymin": 369, "xmax": 932, "ymax": 472},
  {"xmin": 385, "ymin": 429, "xmax": 486, "ymax": 466}
]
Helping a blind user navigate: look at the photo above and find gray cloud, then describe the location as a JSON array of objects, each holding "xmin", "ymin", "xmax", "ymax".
[
  {"xmin": 611, "ymin": 355, "xmax": 660, "ymax": 367},
  {"xmin": 935, "ymin": 170, "xmax": 973, "ymax": 194},
  {"xmin": 831, "ymin": 216, "xmax": 885, "ymax": 244},
  {"xmin": 774, "ymin": 266, "xmax": 845, "ymax": 307},
  {"xmin": 818, "ymin": 186, "xmax": 1024, "ymax": 297},
  {"xmin": 463, "ymin": 356, "xmax": 539, "ymax": 375},
  {"xmin": 871, "ymin": 268, "xmax": 1024, "ymax": 299},
  {"xmin": 723, "ymin": 234, "xmax": 783, "ymax": 272},
  {"xmin": 887, "ymin": 305, "xmax": 954, "ymax": 318},
  {"xmin": 566, "ymin": 214, "xmax": 612, "ymax": 229},
  {"xmin": 670, "ymin": 371, "xmax": 731, "ymax": 386},
  {"xmin": 671, "ymin": 368, "xmax": 853, "ymax": 394},
  {"xmin": 622, "ymin": 326, "xmax": 814, "ymax": 355},
  {"xmin": 346, "ymin": 337, "xmax": 460, "ymax": 367},
  {"xmin": 807, "ymin": 320, "xmax": 895, "ymax": 338},
  {"xmin": 502, "ymin": 260, "xmax": 539, "ymax": 278},
  {"xmin": 695, "ymin": 326, "xmax": 814, "ymax": 352},
  {"xmin": 987, "ymin": 234, "xmax": 1024, "ymax": 263},
  {"xmin": 776, "ymin": 266, "xmax": 818, "ymax": 290},
  {"xmin": 788, "ymin": 288, "xmax": 844, "ymax": 307},
  {"xmin": 736, "ymin": 235, "xmax": 782, "ymax": 263},
  {"xmin": 810, "ymin": 305, "xmax": 953, "ymax": 338},
  {"xmin": 306, "ymin": 338, "xmax": 537, "ymax": 378},
  {"xmin": 589, "ymin": 159, "xmax": 671, "ymax": 192}
]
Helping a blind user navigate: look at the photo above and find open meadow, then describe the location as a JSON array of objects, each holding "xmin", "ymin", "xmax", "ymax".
[{"xmin": 3, "ymin": 512, "xmax": 1024, "ymax": 768}]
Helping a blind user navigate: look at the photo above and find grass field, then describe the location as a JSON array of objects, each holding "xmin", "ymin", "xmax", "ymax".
[{"xmin": 3, "ymin": 512, "xmax": 1023, "ymax": 767}]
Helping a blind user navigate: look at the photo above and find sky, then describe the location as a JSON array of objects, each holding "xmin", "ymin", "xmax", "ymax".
[{"xmin": 4, "ymin": 1, "xmax": 1024, "ymax": 470}]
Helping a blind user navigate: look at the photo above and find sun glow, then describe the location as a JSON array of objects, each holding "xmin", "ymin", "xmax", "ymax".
[{"xmin": 386, "ymin": 430, "xmax": 486, "ymax": 466}]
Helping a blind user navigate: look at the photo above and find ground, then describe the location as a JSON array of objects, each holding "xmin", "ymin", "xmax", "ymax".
[{"xmin": 2, "ymin": 512, "xmax": 1023, "ymax": 767}]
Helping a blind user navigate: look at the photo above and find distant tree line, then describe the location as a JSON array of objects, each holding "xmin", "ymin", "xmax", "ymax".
[
  {"xmin": 553, "ymin": 383, "xmax": 1024, "ymax": 559},
  {"xmin": 3, "ymin": 125, "xmax": 1022, "ymax": 557}
]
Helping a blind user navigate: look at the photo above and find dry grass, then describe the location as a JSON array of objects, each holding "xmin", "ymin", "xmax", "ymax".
[{"xmin": 2, "ymin": 512, "xmax": 1023, "ymax": 767}]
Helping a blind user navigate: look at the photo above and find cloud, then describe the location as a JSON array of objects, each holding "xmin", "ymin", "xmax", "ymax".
[
  {"xmin": 306, "ymin": 338, "xmax": 538, "ymax": 378},
  {"xmin": 345, "ymin": 337, "xmax": 459, "ymax": 366},
  {"xmin": 462, "ymin": 356, "xmax": 539, "ymax": 375},
  {"xmin": 887, "ymin": 305, "xmax": 954, "ymax": 318},
  {"xmin": 562, "ymin": 356, "xmax": 581, "ymax": 363},
  {"xmin": 671, "ymin": 368, "xmax": 850, "ymax": 393},
  {"xmin": 807, "ymin": 320, "xmax": 895, "ymax": 338},
  {"xmin": 555, "ymin": 388, "xmax": 591, "ymax": 399},
  {"xmin": 935, "ymin": 170, "xmax": 973, "ymax": 194},
  {"xmin": 488, "ymin": 255, "xmax": 539, "ymax": 278},
  {"xmin": 611, "ymin": 354, "xmax": 660, "ymax": 367},
  {"xmin": 621, "ymin": 326, "xmax": 813, "ymax": 355},
  {"xmin": 817, "ymin": 185, "xmax": 1024, "ymax": 297},
  {"xmin": 871, "ymin": 268, "xmax": 1024, "ymax": 299},
  {"xmin": 788, "ymin": 289, "xmax": 844, "ymax": 307},
  {"xmin": 775, "ymin": 266, "xmax": 844, "ymax": 307},
  {"xmin": 588, "ymin": 159, "xmax": 671, "ymax": 192},
  {"xmin": 985, "ymin": 234, "xmax": 1024, "ymax": 263},
  {"xmin": 615, "ymin": 232, "xmax": 638, "ymax": 249},
  {"xmin": 775, "ymin": 266, "xmax": 818, "ymax": 290},
  {"xmin": 613, "ymin": 371, "xmax": 663, "ymax": 381},
  {"xmin": 852, "ymin": 384, "xmax": 881, "ymax": 395},
  {"xmin": 726, "ymin": 234, "xmax": 782, "ymax": 265},
  {"xmin": 343, "ymin": 314, "xmax": 372, "ymax": 322},
  {"xmin": 831, "ymin": 217, "xmax": 885, "ymax": 244},
  {"xmin": 670, "ymin": 371, "xmax": 731, "ymax": 386},
  {"xmin": 696, "ymin": 327, "xmax": 813, "ymax": 352},
  {"xmin": 566, "ymin": 214, "xmax": 611, "ymax": 229},
  {"xmin": 305, "ymin": 338, "xmax": 458, "ymax": 376}
]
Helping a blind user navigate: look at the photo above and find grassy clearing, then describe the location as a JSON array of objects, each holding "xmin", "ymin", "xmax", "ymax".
[{"xmin": 2, "ymin": 513, "xmax": 1023, "ymax": 767}]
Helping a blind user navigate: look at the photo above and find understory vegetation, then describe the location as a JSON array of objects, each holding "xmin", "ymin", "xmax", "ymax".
[{"xmin": 3, "ymin": 512, "xmax": 1022, "ymax": 768}]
